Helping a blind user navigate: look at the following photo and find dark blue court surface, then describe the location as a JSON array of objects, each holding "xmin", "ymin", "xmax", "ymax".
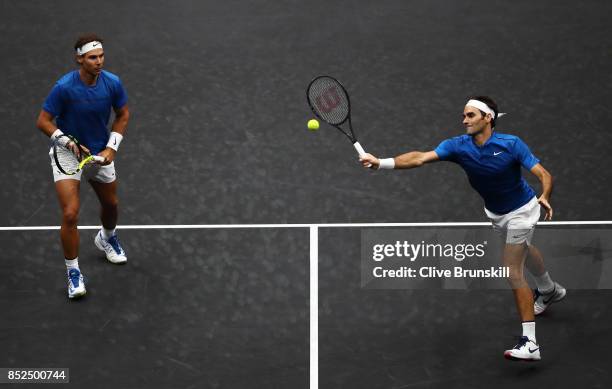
[
  {"xmin": 1, "ymin": 0, "xmax": 611, "ymax": 388},
  {"xmin": 319, "ymin": 228, "xmax": 612, "ymax": 389},
  {"xmin": 0, "ymin": 229, "xmax": 308, "ymax": 388}
]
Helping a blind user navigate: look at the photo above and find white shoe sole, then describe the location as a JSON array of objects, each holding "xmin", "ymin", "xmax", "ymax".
[{"xmin": 504, "ymin": 351, "xmax": 541, "ymax": 361}]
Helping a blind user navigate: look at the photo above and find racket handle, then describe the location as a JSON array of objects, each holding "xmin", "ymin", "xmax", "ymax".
[
  {"xmin": 353, "ymin": 142, "xmax": 372, "ymax": 168},
  {"xmin": 92, "ymin": 156, "xmax": 106, "ymax": 163},
  {"xmin": 353, "ymin": 141, "xmax": 366, "ymax": 156}
]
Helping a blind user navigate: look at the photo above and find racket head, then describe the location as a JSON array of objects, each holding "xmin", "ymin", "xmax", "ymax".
[
  {"xmin": 306, "ymin": 76, "xmax": 351, "ymax": 126},
  {"xmin": 52, "ymin": 134, "xmax": 87, "ymax": 175}
]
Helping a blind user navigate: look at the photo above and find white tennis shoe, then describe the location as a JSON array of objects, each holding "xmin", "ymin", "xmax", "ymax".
[
  {"xmin": 67, "ymin": 268, "xmax": 86, "ymax": 299},
  {"xmin": 534, "ymin": 282, "xmax": 566, "ymax": 315},
  {"xmin": 504, "ymin": 336, "xmax": 541, "ymax": 361},
  {"xmin": 95, "ymin": 230, "xmax": 127, "ymax": 264}
]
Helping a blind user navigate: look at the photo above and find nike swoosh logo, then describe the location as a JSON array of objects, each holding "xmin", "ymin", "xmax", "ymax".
[
  {"xmin": 113, "ymin": 138, "xmax": 117, "ymax": 145},
  {"xmin": 529, "ymin": 347, "xmax": 539, "ymax": 353},
  {"xmin": 494, "ymin": 151, "xmax": 503, "ymax": 156},
  {"xmin": 92, "ymin": 42, "xmax": 99, "ymax": 47}
]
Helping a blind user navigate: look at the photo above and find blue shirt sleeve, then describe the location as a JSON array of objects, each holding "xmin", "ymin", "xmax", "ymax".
[
  {"xmin": 512, "ymin": 137, "xmax": 540, "ymax": 170},
  {"xmin": 434, "ymin": 138, "xmax": 457, "ymax": 161},
  {"xmin": 112, "ymin": 78, "xmax": 128, "ymax": 109},
  {"xmin": 42, "ymin": 83, "xmax": 64, "ymax": 117}
]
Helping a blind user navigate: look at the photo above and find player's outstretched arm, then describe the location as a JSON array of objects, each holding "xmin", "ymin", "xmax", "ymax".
[
  {"xmin": 530, "ymin": 163, "xmax": 554, "ymax": 220},
  {"xmin": 360, "ymin": 151, "xmax": 439, "ymax": 170}
]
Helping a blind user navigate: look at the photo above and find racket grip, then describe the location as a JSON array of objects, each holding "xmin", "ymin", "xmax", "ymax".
[
  {"xmin": 92, "ymin": 156, "xmax": 106, "ymax": 163},
  {"xmin": 353, "ymin": 142, "xmax": 372, "ymax": 168},
  {"xmin": 353, "ymin": 141, "xmax": 366, "ymax": 156}
]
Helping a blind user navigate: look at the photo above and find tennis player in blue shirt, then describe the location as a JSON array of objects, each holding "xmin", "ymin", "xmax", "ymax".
[
  {"xmin": 36, "ymin": 34, "xmax": 130, "ymax": 299},
  {"xmin": 360, "ymin": 96, "xmax": 565, "ymax": 361}
]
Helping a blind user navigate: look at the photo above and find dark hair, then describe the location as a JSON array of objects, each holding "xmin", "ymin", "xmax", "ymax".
[
  {"xmin": 74, "ymin": 33, "xmax": 104, "ymax": 53},
  {"xmin": 469, "ymin": 95, "xmax": 498, "ymax": 128}
]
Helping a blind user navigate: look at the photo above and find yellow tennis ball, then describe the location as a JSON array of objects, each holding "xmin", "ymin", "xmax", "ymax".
[{"xmin": 307, "ymin": 119, "xmax": 320, "ymax": 131}]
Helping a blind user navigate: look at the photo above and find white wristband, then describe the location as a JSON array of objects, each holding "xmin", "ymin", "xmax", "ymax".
[
  {"xmin": 51, "ymin": 129, "xmax": 72, "ymax": 147},
  {"xmin": 378, "ymin": 158, "xmax": 395, "ymax": 170},
  {"xmin": 106, "ymin": 132, "xmax": 123, "ymax": 151},
  {"xmin": 51, "ymin": 128, "xmax": 64, "ymax": 140}
]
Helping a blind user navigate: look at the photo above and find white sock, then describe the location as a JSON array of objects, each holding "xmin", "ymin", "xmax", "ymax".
[
  {"xmin": 65, "ymin": 257, "xmax": 79, "ymax": 272},
  {"xmin": 534, "ymin": 272, "xmax": 554, "ymax": 293},
  {"xmin": 101, "ymin": 228, "xmax": 116, "ymax": 240},
  {"xmin": 522, "ymin": 321, "xmax": 536, "ymax": 342}
]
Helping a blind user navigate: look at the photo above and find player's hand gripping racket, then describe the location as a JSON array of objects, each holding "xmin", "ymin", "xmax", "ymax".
[
  {"xmin": 306, "ymin": 75, "xmax": 371, "ymax": 167},
  {"xmin": 53, "ymin": 134, "xmax": 105, "ymax": 175}
]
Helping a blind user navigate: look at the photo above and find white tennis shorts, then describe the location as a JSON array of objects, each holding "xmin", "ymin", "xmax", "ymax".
[
  {"xmin": 484, "ymin": 196, "xmax": 541, "ymax": 245},
  {"xmin": 49, "ymin": 148, "xmax": 116, "ymax": 183}
]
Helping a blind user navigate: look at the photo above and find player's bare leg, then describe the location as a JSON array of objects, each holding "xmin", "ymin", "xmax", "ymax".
[
  {"xmin": 55, "ymin": 179, "xmax": 86, "ymax": 298},
  {"xmin": 502, "ymin": 243, "xmax": 540, "ymax": 361},
  {"xmin": 55, "ymin": 179, "xmax": 81, "ymax": 259},
  {"xmin": 525, "ymin": 244, "xmax": 545, "ymax": 276},
  {"xmin": 90, "ymin": 180, "xmax": 118, "ymax": 230},
  {"xmin": 503, "ymin": 243, "xmax": 534, "ymax": 322},
  {"xmin": 526, "ymin": 243, "xmax": 566, "ymax": 315}
]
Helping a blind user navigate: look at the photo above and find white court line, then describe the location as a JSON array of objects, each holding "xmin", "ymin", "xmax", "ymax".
[
  {"xmin": 309, "ymin": 226, "xmax": 318, "ymax": 389},
  {"xmin": 1, "ymin": 221, "xmax": 612, "ymax": 231}
]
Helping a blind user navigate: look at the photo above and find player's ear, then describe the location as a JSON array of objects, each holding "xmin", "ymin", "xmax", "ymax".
[{"xmin": 75, "ymin": 55, "xmax": 83, "ymax": 65}]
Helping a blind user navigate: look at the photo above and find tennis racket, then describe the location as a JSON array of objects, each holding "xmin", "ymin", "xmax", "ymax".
[
  {"xmin": 52, "ymin": 134, "xmax": 105, "ymax": 175},
  {"xmin": 306, "ymin": 75, "xmax": 371, "ymax": 166}
]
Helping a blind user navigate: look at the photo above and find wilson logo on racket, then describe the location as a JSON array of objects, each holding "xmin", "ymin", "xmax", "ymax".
[{"xmin": 315, "ymin": 86, "xmax": 342, "ymax": 113}]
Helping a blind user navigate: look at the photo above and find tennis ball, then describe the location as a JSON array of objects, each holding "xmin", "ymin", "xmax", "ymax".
[{"xmin": 307, "ymin": 119, "xmax": 320, "ymax": 131}]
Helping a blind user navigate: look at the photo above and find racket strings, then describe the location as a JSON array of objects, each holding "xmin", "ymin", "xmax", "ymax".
[
  {"xmin": 307, "ymin": 77, "xmax": 350, "ymax": 125},
  {"xmin": 55, "ymin": 144, "xmax": 86, "ymax": 174}
]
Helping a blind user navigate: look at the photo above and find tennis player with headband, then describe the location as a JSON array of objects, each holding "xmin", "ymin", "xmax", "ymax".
[
  {"xmin": 360, "ymin": 96, "xmax": 565, "ymax": 361},
  {"xmin": 36, "ymin": 33, "xmax": 130, "ymax": 299}
]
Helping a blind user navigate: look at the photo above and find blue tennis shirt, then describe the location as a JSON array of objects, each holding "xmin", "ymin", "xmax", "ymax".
[
  {"xmin": 43, "ymin": 70, "xmax": 128, "ymax": 154},
  {"xmin": 434, "ymin": 132, "xmax": 540, "ymax": 214}
]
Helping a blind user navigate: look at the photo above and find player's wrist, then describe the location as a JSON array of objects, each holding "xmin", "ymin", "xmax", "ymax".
[
  {"xmin": 378, "ymin": 158, "xmax": 395, "ymax": 170},
  {"xmin": 51, "ymin": 129, "xmax": 63, "ymax": 139},
  {"xmin": 51, "ymin": 129, "xmax": 70, "ymax": 147},
  {"xmin": 51, "ymin": 129, "xmax": 74, "ymax": 148},
  {"xmin": 106, "ymin": 132, "xmax": 123, "ymax": 152}
]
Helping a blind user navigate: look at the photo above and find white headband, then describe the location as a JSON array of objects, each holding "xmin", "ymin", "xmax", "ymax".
[
  {"xmin": 466, "ymin": 99, "xmax": 497, "ymax": 117},
  {"xmin": 76, "ymin": 41, "xmax": 103, "ymax": 56}
]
